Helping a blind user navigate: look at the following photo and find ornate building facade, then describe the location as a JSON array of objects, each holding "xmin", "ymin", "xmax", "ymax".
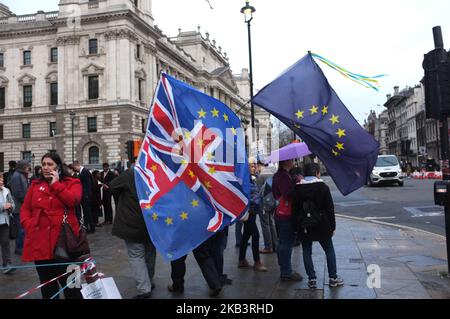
[{"xmin": 0, "ymin": 0, "xmax": 266, "ymax": 170}]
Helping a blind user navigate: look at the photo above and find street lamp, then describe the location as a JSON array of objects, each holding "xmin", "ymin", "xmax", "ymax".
[
  {"xmin": 240, "ymin": 1, "xmax": 256, "ymax": 130},
  {"xmin": 69, "ymin": 110, "xmax": 75, "ymax": 163}
]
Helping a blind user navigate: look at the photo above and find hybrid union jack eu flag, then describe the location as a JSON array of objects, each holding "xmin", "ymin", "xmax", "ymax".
[{"xmin": 135, "ymin": 73, "xmax": 251, "ymax": 261}]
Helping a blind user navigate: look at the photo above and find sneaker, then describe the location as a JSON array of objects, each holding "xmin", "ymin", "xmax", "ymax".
[
  {"xmin": 280, "ymin": 272, "xmax": 303, "ymax": 282},
  {"xmin": 167, "ymin": 284, "xmax": 184, "ymax": 294},
  {"xmin": 253, "ymin": 261, "xmax": 268, "ymax": 272},
  {"xmin": 308, "ymin": 278, "xmax": 317, "ymax": 289},
  {"xmin": 238, "ymin": 259, "xmax": 252, "ymax": 269},
  {"xmin": 3, "ymin": 266, "xmax": 16, "ymax": 275},
  {"xmin": 209, "ymin": 287, "xmax": 222, "ymax": 297},
  {"xmin": 329, "ymin": 276, "xmax": 344, "ymax": 287}
]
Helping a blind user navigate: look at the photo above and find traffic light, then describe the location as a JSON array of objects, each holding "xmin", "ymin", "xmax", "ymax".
[
  {"xmin": 125, "ymin": 140, "xmax": 133, "ymax": 161},
  {"xmin": 423, "ymin": 48, "xmax": 450, "ymax": 119}
]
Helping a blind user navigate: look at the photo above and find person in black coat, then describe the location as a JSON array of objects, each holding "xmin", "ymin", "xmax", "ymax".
[
  {"xmin": 91, "ymin": 170, "xmax": 103, "ymax": 227},
  {"xmin": 110, "ymin": 166, "xmax": 156, "ymax": 299},
  {"xmin": 73, "ymin": 161, "xmax": 95, "ymax": 233},
  {"xmin": 100, "ymin": 163, "xmax": 116, "ymax": 224},
  {"xmin": 292, "ymin": 163, "xmax": 344, "ymax": 289}
]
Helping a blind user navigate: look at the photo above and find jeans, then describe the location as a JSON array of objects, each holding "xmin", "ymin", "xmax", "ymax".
[
  {"xmin": 125, "ymin": 240, "xmax": 156, "ymax": 294},
  {"xmin": 301, "ymin": 238, "xmax": 337, "ymax": 280},
  {"xmin": 259, "ymin": 209, "xmax": 278, "ymax": 251},
  {"xmin": 239, "ymin": 213, "xmax": 260, "ymax": 263},
  {"xmin": 0, "ymin": 224, "xmax": 11, "ymax": 266},
  {"xmin": 275, "ymin": 218, "xmax": 295, "ymax": 277},
  {"xmin": 13, "ymin": 213, "xmax": 24, "ymax": 253}
]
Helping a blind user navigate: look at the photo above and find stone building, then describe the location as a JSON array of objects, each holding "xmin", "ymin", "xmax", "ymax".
[{"xmin": 0, "ymin": 0, "xmax": 256, "ymax": 170}]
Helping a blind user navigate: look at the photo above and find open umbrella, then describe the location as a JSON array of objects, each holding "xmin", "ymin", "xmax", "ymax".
[{"xmin": 267, "ymin": 142, "xmax": 312, "ymax": 163}]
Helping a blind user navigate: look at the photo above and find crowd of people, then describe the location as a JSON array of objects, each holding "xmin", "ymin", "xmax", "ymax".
[{"xmin": 0, "ymin": 152, "xmax": 344, "ymax": 299}]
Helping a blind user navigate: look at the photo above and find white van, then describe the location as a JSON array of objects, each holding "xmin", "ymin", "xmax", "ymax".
[{"xmin": 368, "ymin": 155, "xmax": 403, "ymax": 187}]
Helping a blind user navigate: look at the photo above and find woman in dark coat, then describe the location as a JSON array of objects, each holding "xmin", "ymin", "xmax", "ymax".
[{"xmin": 292, "ymin": 163, "xmax": 343, "ymax": 289}]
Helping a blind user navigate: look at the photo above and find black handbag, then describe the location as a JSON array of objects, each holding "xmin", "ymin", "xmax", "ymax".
[
  {"xmin": 54, "ymin": 209, "xmax": 90, "ymax": 261},
  {"xmin": 8, "ymin": 214, "xmax": 18, "ymax": 240}
]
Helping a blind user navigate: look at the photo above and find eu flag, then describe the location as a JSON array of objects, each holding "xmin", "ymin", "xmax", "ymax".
[
  {"xmin": 253, "ymin": 53, "xmax": 379, "ymax": 195},
  {"xmin": 135, "ymin": 73, "xmax": 250, "ymax": 261}
]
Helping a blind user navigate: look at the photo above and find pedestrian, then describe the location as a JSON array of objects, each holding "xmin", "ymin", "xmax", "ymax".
[
  {"xmin": 210, "ymin": 227, "xmax": 232, "ymax": 286},
  {"xmin": 234, "ymin": 220, "xmax": 244, "ymax": 247},
  {"xmin": 292, "ymin": 163, "xmax": 344, "ymax": 289},
  {"xmin": 272, "ymin": 159, "xmax": 303, "ymax": 282},
  {"xmin": 100, "ymin": 163, "xmax": 115, "ymax": 225},
  {"xmin": 20, "ymin": 152, "xmax": 83, "ymax": 299},
  {"xmin": 3, "ymin": 161, "xmax": 16, "ymax": 189},
  {"xmin": 110, "ymin": 165, "xmax": 156, "ymax": 299},
  {"xmin": 238, "ymin": 162, "xmax": 267, "ymax": 272},
  {"xmin": 72, "ymin": 161, "xmax": 95, "ymax": 233},
  {"xmin": 30, "ymin": 166, "xmax": 42, "ymax": 183},
  {"xmin": 168, "ymin": 237, "xmax": 222, "ymax": 297},
  {"xmin": 91, "ymin": 170, "xmax": 103, "ymax": 227},
  {"xmin": 10, "ymin": 160, "xmax": 30, "ymax": 256},
  {"xmin": 0, "ymin": 173, "xmax": 16, "ymax": 274}
]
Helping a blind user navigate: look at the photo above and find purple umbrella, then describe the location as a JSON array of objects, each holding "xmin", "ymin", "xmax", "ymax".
[{"xmin": 268, "ymin": 142, "xmax": 312, "ymax": 163}]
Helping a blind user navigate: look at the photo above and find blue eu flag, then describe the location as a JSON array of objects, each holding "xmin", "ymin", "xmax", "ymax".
[{"xmin": 253, "ymin": 53, "xmax": 379, "ymax": 195}]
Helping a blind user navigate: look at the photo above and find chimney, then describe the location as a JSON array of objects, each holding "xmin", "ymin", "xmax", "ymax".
[
  {"xmin": 394, "ymin": 86, "xmax": 399, "ymax": 95},
  {"xmin": 387, "ymin": 94, "xmax": 392, "ymax": 100}
]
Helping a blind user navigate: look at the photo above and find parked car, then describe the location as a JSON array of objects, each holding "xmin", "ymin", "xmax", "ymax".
[{"xmin": 368, "ymin": 155, "xmax": 404, "ymax": 187}]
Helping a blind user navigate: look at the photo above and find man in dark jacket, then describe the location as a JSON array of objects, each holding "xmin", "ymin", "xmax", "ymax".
[
  {"xmin": 72, "ymin": 161, "xmax": 95, "ymax": 233},
  {"xmin": 110, "ymin": 166, "xmax": 155, "ymax": 299},
  {"xmin": 100, "ymin": 163, "xmax": 115, "ymax": 224},
  {"xmin": 10, "ymin": 160, "xmax": 29, "ymax": 255},
  {"xmin": 292, "ymin": 163, "xmax": 344, "ymax": 289},
  {"xmin": 3, "ymin": 161, "xmax": 16, "ymax": 189}
]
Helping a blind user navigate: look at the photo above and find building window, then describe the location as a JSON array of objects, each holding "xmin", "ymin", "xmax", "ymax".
[
  {"xmin": 137, "ymin": 44, "xmax": 141, "ymax": 59},
  {"xmin": 0, "ymin": 53, "xmax": 4, "ymax": 68},
  {"xmin": 0, "ymin": 125, "xmax": 3, "ymax": 140},
  {"xmin": 142, "ymin": 118, "xmax": 146, "ymax": 133},
  {"xmin": 50, "ymin": 47, "xmax": 58, "ymax": 63},
  {"xmin": 22, "ymin": 151, "xmax": 32, "ymax": 162},
  {"xmin": 89, "ymin": 146, "xmax": 99, "ymax": 164},
  {"xmin": 138, "ymin": 79, "xmax": 143, "ymax": 102},
  {"xmin": 0, "ymin": 152, "xmax": 3, "ymax": 172},
  {"xmin": 49, "ymin": 121, "xmax": 57, "ymax": 137},
  {"xmin": 23, "ymin": 85, "xmax": 32, "ymax": 107},
  {"xmin": 134, "ymin": 0, "xmax": 139, "ymax": 7},
  {"xmin": 22, "ymin": 124, "xmax": 31, "ymax": 139},
  {"xmin": 88, "ymin": 76, "xmax": 99, "ymax": 100},
  {"xmin": 87, "ymin": 117, "xmax": 97, "ymax": 133},
  {"xmin": 89, "ymin": 39, "xmax": 98, "ymax": 55},
  {"xmin": 50, "ymin": 82, "xmax": 58, "ymax": 105},
  {"xmin": 0, "ymin": 87, "xmax": 4, "ymax": 109},
  {"xmin": 23, "ymin": 50, "xmax": 31, "ymax": 65}
]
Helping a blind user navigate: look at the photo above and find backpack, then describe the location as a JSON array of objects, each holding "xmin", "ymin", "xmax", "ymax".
[
  {"xmin": 260, "ymin": 177, "xmax": 277, "ymax": 212},
  {"xmin": 299, "ymin": 200, "xmax": 323, "ymax": 233}
]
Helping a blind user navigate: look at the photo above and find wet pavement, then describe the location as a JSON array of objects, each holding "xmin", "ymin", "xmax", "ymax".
[{"xmin": 1, "ymin": 216, "xmax": 449, "ymax": 299}]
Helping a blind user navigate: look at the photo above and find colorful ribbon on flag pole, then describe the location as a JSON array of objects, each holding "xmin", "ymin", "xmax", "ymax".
[{"xmin": 310, "ymin": 52, "xmax": 386, "ymax": 91}]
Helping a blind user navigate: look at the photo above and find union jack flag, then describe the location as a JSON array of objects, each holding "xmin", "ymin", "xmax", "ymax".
[{"xmin": 135, "ymin": 74, "xmax": 250, "ymax": 261}]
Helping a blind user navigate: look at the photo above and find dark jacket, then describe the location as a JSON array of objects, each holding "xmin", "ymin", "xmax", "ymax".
[
  {"xmin": 110, "ymin": 168, "xmax": 150, "ymax": 243},
  {"xmin": 292, "ymin": 178, "xmax": 336, "ymax": 241},
  {"xmin": 78, "ymin": 167, "xmax": 94, "ymax": 199}
]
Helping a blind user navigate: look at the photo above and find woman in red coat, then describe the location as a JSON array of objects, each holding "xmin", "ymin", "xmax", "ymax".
[{"xmin": 21, "ymin": 152, "xmax": 83, "ymax": 299}]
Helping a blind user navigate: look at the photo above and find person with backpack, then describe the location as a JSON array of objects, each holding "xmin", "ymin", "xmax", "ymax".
[
  {"xmin": 258, "ymin": 175, "xmax": 278, "ymax": 253},
  {"xmin": 292, "ymin": 163, "xmax": 344, "ymax": 289}
]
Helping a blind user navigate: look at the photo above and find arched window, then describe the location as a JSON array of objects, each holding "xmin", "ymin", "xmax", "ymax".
[{"xmin": 89, "ymin": 146, "xmax": 99, "ymax": 164}]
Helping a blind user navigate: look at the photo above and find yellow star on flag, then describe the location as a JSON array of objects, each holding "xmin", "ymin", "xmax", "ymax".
[
  {"xmin": 188, "ymin": 170, "xmax": 195, "ymax": 178},
  {"xmin": 151, "ymin": 165, "xmax": 157, "ymax": 172},
  {"xmin": 330, "ymin": 114, "xmax": 340, "ymax": 125},
  {"xmin": 231, "ymin": 127, "xmax": 237, "ymax": 135},
  {"xmin": 197, "ymin": 139, "xmax": 205, "ymax": 148},
  {"xmin": 198, "ymin": 108, "xmax": 207, "ymax": 119},
  {"xmin": 204, "ymin": 181, "xmax": 212, "ymax": 189},
  {"xmin": 191, "ymin": 199, "xmax": 199, "ymax": 207},
  {"xmin": 295, "ymin": 110, "xmax": 304, "ymax": 119},
  {"xmin": 336, "ymin": 128, "xmax": 346, "ymax": 138},
  {"xmin": 152, "ymin": 213, "xmax": 158, "ymax": 221},
  {"xmin": 332, "ymin": 149, "xmax": 340, "ymax": 157},
  {"xmin": 310, "ymin": 105, "xmax": 319, "ymax": 115},
  {"xmin": 184, "ymin": 131, "xmax": 191, "ymax": 139},
  {"xmin": 223, "ymin": 113, "xmax": 229, "ymax": 122},
  {"xmin": 181, "ymin": 159, "xmax": 188, "ymax": 165},
  {"xmin": 165, "ymin": 217, "xmax": 174, "ymax": 225},
  {"xmin": 207, "ymin": 152, "xmax": 215, "ymax": 161},
  {"xmin": 335, "ymin": 142, "xmax": 345, "ymax": 151},
  {"xmin": 208, "ymin": 167, "xmax": 216, "ymax": 175},
  {"xmin": 180, "ymin": 212, "xmax": 189, "ymax": 220},
  {"xmin": 211, "ymin": 108, "xmax": 219, "ymax": 118},
  {"xmin": 322, "ymin": 106, "xmax": 329, "ymax": 115}
]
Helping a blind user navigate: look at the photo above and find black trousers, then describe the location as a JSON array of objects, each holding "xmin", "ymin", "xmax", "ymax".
[
  {"xmin": 239, "ymin": 213, "xmax": 261, "ymax": 263},
  {"xmin": 170, "ymin": 239, "xmax": 221, "ymax": 290},
  {"xmin": 210, "ymin": 227, "xmax": 228, "ymax": 276},
  {"xmin": 102, "ymin": 191, "xmax": 113, "ymax": 223},
  {"xmin": 35, "ymin": 260, "xmax": 83, "ymax": 299},
  {"xmin": 81, "ymin": 196, "xmax": 95, "ymax": 232}
]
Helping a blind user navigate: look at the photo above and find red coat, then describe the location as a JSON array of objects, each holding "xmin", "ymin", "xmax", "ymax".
[{"xmin": 20, "ymin": 177, "xmax": 82, "ymax": 262}]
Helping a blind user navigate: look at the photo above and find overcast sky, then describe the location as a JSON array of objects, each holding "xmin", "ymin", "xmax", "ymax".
[{"xmin": 3, "ymin": 0, "xmax": 450, "ymax": 124}]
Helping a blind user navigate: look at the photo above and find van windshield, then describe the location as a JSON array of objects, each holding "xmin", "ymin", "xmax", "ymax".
[{"xmin": 376, "ymin": 156, "xmax": 399, "ymax": 167}]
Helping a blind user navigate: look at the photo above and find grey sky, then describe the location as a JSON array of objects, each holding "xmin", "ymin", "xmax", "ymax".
[{"xmin": 3, "ymin": 0, "xmax": 450, "ymax": 124}]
